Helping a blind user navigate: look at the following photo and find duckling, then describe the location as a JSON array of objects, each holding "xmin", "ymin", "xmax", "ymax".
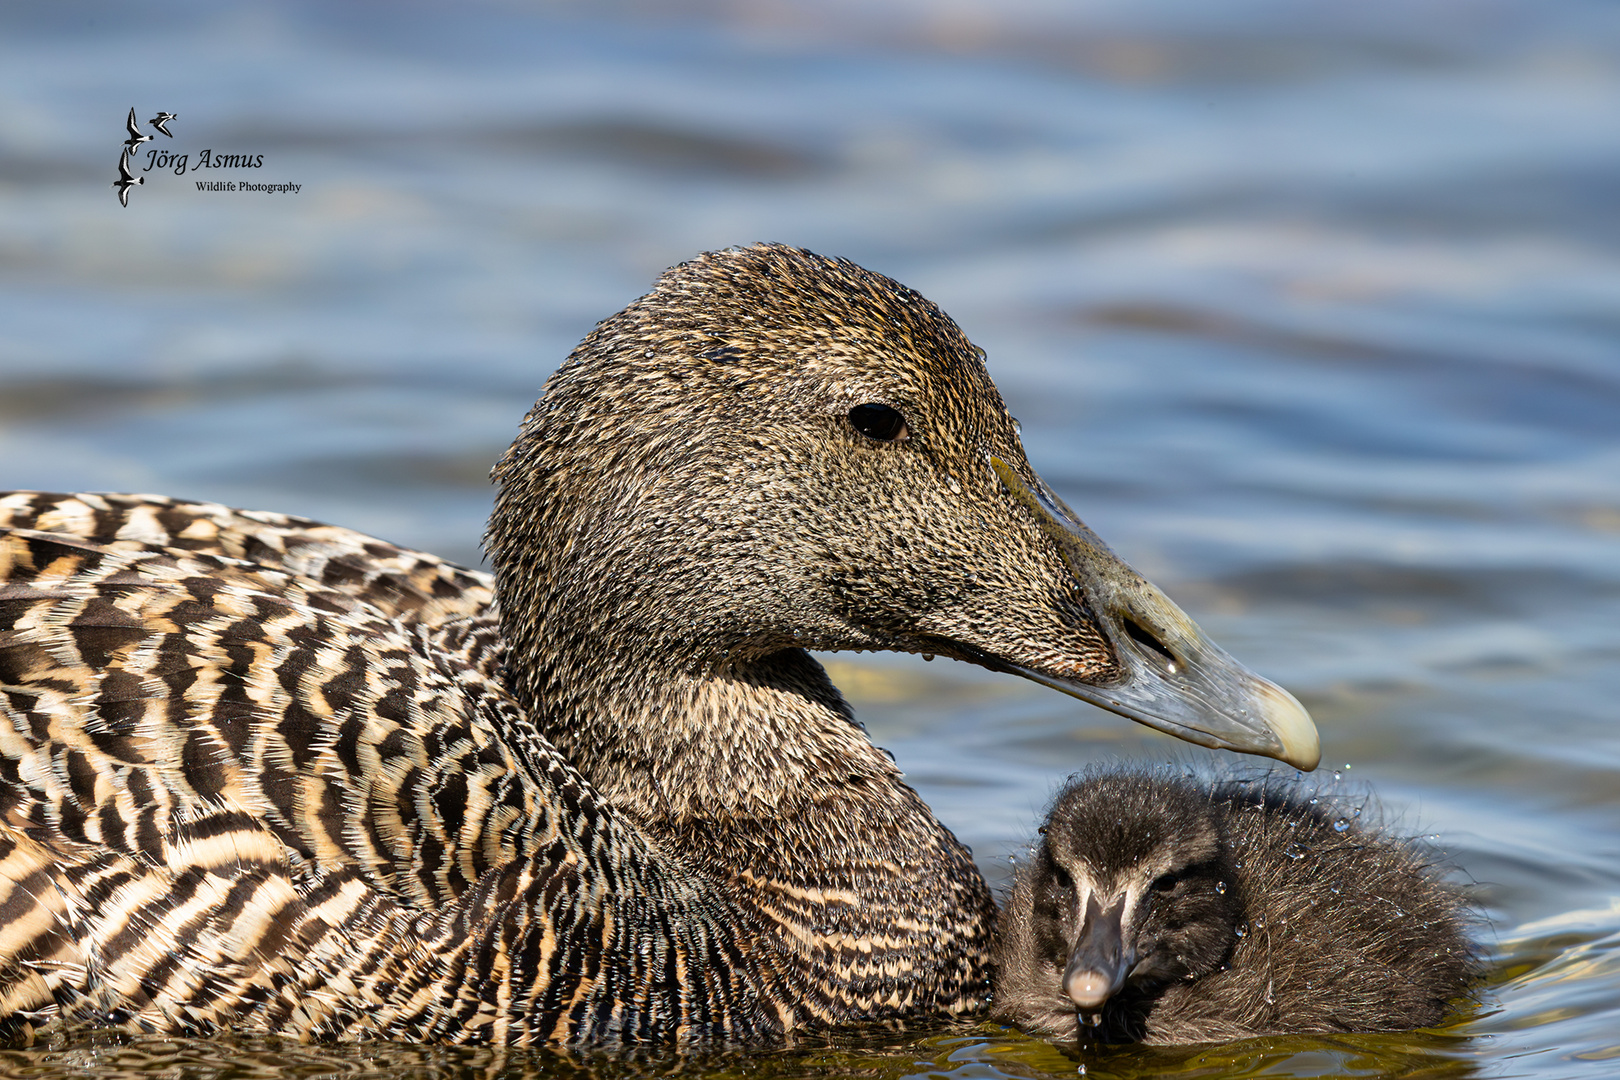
[
  {"xmin": 993, "ymin": 768, "xmax": 1477, "ymax": 1044},
  {"xmin": 0, "ymin": 245, "xmax": 1317, "ymax": 1046}
]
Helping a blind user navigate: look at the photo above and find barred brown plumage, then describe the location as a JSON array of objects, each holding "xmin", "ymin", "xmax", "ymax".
[{"xmin": 0, "ymin": 244, "xmax": 1318, "ymax": 1046}]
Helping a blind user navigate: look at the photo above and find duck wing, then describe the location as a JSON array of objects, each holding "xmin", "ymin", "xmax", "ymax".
[
  {"xmin": 0, "ymin": 491, "xmax": 496, "ymax": 632},
  {"xmin": 0, "ymin": 524, "xmax": 781, "ymax": 1043}
]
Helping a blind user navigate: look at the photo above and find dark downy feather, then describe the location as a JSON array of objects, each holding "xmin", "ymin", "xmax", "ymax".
[{"xmin": 993, "ymin": 767, "xmax": 1478, "ymax": 1044}]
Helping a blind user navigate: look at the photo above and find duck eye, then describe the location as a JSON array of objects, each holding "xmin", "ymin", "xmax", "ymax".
[
  {"xmin": 1152, "ymin": 872, "xmax": 1180, "ymax": 893},
  {"xmin": 848, "ymin": 403, "xmax": 908, "ymax": 442}
]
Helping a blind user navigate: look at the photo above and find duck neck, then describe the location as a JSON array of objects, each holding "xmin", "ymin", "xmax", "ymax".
[
  {"xmin": 497, "ymin": 583, "xmax": 979, "ymax": 885},
  {"xmin": 517, "ymin": 636, "xmax": 902, "ymax": 844},
  {"xmin": 498, "ymin": 631, "xmax": 994, "ymax": 1018}
]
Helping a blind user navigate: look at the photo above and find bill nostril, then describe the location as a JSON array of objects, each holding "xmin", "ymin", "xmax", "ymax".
[{"xmin": 1122, "ymin": 617, "xmax": 1178, "ymax": 671}]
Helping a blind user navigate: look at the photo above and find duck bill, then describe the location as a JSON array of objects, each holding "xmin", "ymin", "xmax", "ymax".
[
  {"xmin": 1063, "ymin": 894, "xmax": 1132, "ymax": 1010},
  {"xmin": 988, "ymin": 456, "xmax": 1319, "ymax": 771}
]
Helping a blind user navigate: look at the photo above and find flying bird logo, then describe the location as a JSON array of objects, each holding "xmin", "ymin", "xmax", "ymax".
[
  {"xmin": 122, "ymin": 107, "xmax": 152, "ymax": 154},
  {"xmin": 113, "ymin": 106, "xmax": 174, "ymax": 206},
  {"xmin": 112, "ymin": 150, "xmax": 144, "ymax": 208}
]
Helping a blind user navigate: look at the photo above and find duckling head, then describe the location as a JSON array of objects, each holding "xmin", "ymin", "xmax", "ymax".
[
  {"xmin": 487, "ymin": 244, "xmax": 1317, "ymax": 769},
  {"xmin": 1035, "ymin": 775, "xmax": 1241, "ymax": 1017}
]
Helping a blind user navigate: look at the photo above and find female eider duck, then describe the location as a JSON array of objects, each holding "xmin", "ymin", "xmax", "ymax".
[
  {"xmin": 993, "ymin": 769, "xmax": 1476, "ymax": 1044},
  {"xmin": 0, "ymin": 244, "xmax": 1316, "ymax": 1046}
]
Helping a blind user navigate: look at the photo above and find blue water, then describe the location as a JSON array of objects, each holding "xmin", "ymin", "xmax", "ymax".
[{"xmin": 2, "ymin": 1, "xmax": 1619, "ymax": 1075}]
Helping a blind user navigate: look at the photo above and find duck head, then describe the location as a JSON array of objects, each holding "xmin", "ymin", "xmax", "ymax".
[{"xmin": 488, "ymin": 244, "xmax": 1317, "ymax": 770}]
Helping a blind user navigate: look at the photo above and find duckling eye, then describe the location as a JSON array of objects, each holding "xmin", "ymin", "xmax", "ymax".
[
  {"xmin": 848, "ymin": 403, "xmax": 908, "ymax": 442},
  {"xmin": 1151, "ymin": 872, "xmax": 1180, "ymax": 894}
]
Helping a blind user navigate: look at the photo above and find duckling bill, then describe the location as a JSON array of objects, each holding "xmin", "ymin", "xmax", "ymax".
[
  {"xmin": 0, "ymin": 244, "xmax": 1313, "ymax": 1044},
  {"xmin": 994, "ymin": 769, "xmax": 1478, "ymax": 1044}
]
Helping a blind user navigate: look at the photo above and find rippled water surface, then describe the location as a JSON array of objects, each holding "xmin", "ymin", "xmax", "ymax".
[{"xmin": 2, "ymin": 1, "xmax": 1619, "ymax": 1076}]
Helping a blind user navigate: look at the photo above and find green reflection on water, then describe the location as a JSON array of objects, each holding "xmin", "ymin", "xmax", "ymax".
[{"xmin": 0, "ymin": 1018, "xmax": 1497, "ymax": 1080}]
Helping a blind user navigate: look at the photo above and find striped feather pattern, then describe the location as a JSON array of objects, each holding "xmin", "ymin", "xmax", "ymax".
[{"xmin": 0, "ymin": 493, "xmax": 989, "ymax": 1045}]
